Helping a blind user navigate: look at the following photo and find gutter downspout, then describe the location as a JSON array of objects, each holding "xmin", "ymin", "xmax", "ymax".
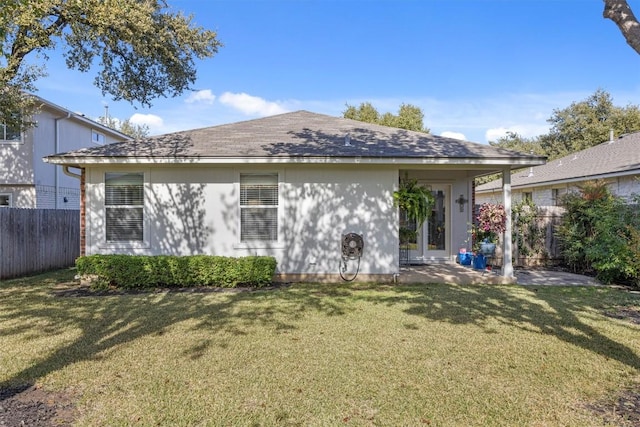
[
  {"xmin": 63, "ymin": 166, "xmax": 81, "ymax": 179},
  {"xmin": 54, "ymin": 113, "xmax": 72, "ymax": 209}
]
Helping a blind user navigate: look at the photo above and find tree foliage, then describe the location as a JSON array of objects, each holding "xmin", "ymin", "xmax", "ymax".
[
  {"xmin": 488, "ymin": 131, "xmax": 545, "ymax": 156},
  {"xmin": 343, "ymin": 102, "xmax": 430, "ymax": 133},
  {"xmin": 97, "ymin": 115, "xmax": 150, "ymax": 139},
  {"xmin": 488, "ymin": 89, "xmax": 640, "ymax": 161},
  {"xmin": 0, "ymin": 0, "xmax": 222, "ymax": 130},
  {"xmin": 540, "ymin": 89, "xmax": 640, "ymax": 159}
]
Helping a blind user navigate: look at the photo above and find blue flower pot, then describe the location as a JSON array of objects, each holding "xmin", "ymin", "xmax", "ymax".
[
  {"xmin": 473, "ymin": 253, "xmax": 486, "ymax": 269},
  {"xmin": 480, "ymin": 242, "xmax": 496, "ymax": 256}
]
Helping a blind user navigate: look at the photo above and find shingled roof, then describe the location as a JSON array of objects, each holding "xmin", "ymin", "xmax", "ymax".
[
  {"xmin": 476, "ymin": 131, "xmax": 640, "ymax": 192},
  {"xmin": 46, "ymin": 110, "xmax": 545, "ymax": 166}
]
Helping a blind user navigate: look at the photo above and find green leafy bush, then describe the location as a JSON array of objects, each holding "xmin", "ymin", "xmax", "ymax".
[
  {"xmin": 76, "ymin": 255, "xmax": 277, "ymax": 290},
  {"xmin": 556, "ymin": 181, "xmax": 640, "ymax": 286}
]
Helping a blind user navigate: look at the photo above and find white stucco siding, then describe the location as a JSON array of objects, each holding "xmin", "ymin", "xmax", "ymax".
[
  {"xmin": 85, "ymin": 165, "xmax": 400, "ymax": 276},
  {"xmin": 278, "ymin": 166, "xmax": 398, "ymax": 275},
  {"xmin": 450, "ymin": 180, "xmax": 474, "ymax": 253},
  {"xmin": 146, "ymin": 167, "xmax": 236, "ymax": 256}
]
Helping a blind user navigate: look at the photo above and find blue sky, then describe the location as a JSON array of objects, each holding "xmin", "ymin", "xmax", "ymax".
[{"xmin": 34, "ymin": 0, "xmax": 640, "ymax": 143}]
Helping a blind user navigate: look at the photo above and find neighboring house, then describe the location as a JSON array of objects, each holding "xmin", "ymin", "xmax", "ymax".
[
  {"xmin": 45, "ymin": 111, "xmax": 545, "ymax": 281},
  {"xmin": 0, "ymin": 96, "xmax": 130, "ymax": 209},
  {"xmin": 476, "ymin": 131, "xmax": 640, "ymax": 206}
]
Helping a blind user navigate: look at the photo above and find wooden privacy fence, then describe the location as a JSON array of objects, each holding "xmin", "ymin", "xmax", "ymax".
[
  {"xmin": 512, "ymin": 206, "xmax": 565, "ymax": 266},
  {"xmin": 477, "ymin": 205, "xmax": 565, "ymax": 267},
  {"xmin": 0, "ymin": 208, "xmax": 79, "ymax": 280}
]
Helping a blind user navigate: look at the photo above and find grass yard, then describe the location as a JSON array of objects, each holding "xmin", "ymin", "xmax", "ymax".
[{"xmin": 1, "ymin": 269, "xmax": 639, "ymax": 426}]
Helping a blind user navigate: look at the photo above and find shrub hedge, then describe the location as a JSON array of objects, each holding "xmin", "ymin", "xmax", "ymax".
[
  {"xmin": 76, "ymin": 255, "xmax": 277, "ymax": 290},
  {"xmin": 556, "ymin": 181, "xmax": 640, "ymax": 287}
]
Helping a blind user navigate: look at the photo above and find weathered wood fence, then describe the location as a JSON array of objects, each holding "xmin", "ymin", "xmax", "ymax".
[
  {"xmin": 512, "ymin": 206, "xmax": 565, "ymax": 266},
  {"xmin": 477, "ymin": 205, "xmax": 565, "ymax": 267},
  {"xmin": 0, "ymin": 208, "xmax": 79, "ymax": 280}
]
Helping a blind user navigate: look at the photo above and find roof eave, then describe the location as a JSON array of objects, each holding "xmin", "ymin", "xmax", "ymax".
[
  {"xmin": 44, "ymin": 155, "xmax": 547, "ymax": 167},
  {"xmin": 476, "ymin": 168, "xmax": 640, "ymax": 193}
]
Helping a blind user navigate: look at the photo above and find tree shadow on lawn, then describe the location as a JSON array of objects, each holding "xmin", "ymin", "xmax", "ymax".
[
  {"xmin": 349, "ymin": 282, "xmax": 640, "ymax": 371},
  {"xmin": 0, "ymin": 273, "xmax": 638, "ymax": 402},
  {"xmin": 0, "ymin": 274, "xmax": 351, "ymax": 398}
]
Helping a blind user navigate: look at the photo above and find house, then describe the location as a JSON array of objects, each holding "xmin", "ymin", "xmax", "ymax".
[
  {"xmin": 44, "ymin": 111, "xmax": 545, "ymax": 281},
  {"xmin": 0, "ymin": 96, "xmax": 130, "ymax": 209},
  {"xmin": 476, "ymin": 131, "xmax": 640, "ymax": 206}
]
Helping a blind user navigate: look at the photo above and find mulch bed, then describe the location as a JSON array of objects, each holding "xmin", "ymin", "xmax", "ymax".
[
  {"xmin": 0, "ymin": 385, "xmax": 77, "ymax": 427},
  {"xmin": 51, "ymin": 282, "xmax": 290, "ymax": 298},
  {"xmin": 585, "ymin": 387, "xmax": 640, "ymax": 426}
]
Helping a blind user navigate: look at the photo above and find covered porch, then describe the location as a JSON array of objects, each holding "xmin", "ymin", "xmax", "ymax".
[{"xmin": 398, "ymin": 167, "xmax": 517, "ymax": 280}]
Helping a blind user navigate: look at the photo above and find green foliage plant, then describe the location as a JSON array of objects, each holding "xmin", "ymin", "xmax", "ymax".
[
  {"xmin": 343, "ymin": 102, "xmax": 431, "ymax": 133},
  {"xmin": 76, "ymin": 255, "xmax": 277, "ymax": 290},
  {"xmin": 512, "ymin": 199, "xmax": 549, "ymax": 261},
  {"xmin": 393, "ymin": 178, "xmax": 435, "ymax": 233},
  {"xmin": 556, "ymin": 180, "xmax": 640, "ymax": 286}
]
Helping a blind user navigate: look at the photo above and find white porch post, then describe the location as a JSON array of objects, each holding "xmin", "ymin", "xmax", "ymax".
[{"xmin": 502, "ymin": 167, "xmax": 514, "ymax": 278}]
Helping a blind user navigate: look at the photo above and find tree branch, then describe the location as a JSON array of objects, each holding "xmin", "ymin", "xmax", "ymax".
[{"xmin": 603, "ymin": 0, "xmax": 640, "ymax": 55}]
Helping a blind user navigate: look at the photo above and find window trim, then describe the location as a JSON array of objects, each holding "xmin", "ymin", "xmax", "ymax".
[
  {"xmin": 0, "ymin": 123, "xmax": 23, "ymax": 144},
  {"xmin": 0, "ymin": 193, "xmax": 12, "ymax": 207},
  {"xmin": 234, "ymin": 171, "xmax": 284, "ymax": 249},
  {"xmin": 91, "ymin": 130, "xmax": 106, "ymax": 145},
  {"xmin": 98, "ymin": 171, "xmax": 150, "ymax": 249},
  {"xmin": 551, "ymin": 188, "xmax": 559, "ymax": 206}
]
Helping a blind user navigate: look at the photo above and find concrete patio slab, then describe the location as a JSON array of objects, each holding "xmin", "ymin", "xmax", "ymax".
[{"xmin": 398, "ymin": 263, "xmax": 602, "ymax": 286}]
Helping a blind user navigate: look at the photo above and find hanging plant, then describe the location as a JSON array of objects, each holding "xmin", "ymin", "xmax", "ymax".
[{"xmin": 393, "ymin": 178, "xmax": 434, "ymax": 231}]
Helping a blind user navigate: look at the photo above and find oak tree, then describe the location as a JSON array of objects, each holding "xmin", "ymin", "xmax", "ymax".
[
  {"xmin": 343, "ymin": 102, "xmax": 430, "ymax": 133},
  {"xmin": 540, "ymin": 89, "xmax": 640, "ymax": 159},
  {"xmin": 0, "ymin": 0, "xmax": 221, "ymax": 130}
]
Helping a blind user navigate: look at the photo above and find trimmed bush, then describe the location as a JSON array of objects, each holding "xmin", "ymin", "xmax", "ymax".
[{"xmin": 76, "ymin": 255, "xmax": 277, "ymax": 290}]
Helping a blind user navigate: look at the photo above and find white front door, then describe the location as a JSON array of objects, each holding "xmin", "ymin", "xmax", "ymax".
[{"xmin": 408, "ymin": 184, "xmax": 450, "ymax": 263}]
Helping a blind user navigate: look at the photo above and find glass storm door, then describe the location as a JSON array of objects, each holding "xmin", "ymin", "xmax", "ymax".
[{"xmin": 408, "ymin": 184, "xmax": 450, "ymax": 262}]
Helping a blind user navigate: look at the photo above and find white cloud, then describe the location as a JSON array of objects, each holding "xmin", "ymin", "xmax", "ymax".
[
  {"xmin": 484, "ymin": 123, "xmax": 550, "ymax": 143},
  {"xmin": 129, "ymin": 113, "xmax": 164, "ymax": 134},
  {"xmin": 185, "ymin": 89, "xmax": 216, "ymax": 105},
  {"xmin": 218, "ymin": 92, "xmax": 288, "ymax": 116},
  {"xmin": 440, "ymin": 131, "xmax": 466, "ymax": 140},
  {"xmin": 485, "ymin": 127, "xmax": 512, "ymax": 142}
]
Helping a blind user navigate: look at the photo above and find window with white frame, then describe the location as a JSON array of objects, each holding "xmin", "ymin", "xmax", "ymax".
[
  {"xmin": 240, "ymin": 173, "xmax": 278, "ymax": 242},
  {"xmin": 0, "ymin": 194, "xmax": 11, "ymax": 207},
  {"xmin": 551, "ymin": 188, "xmax": 559, "ymax": 206},
  {"xmin": 1, "ymin": 122, "xmax": 21, "ymax": 143},
  {"xmin": 105, "ymin": 172, "xmax": 144, "ymax": 242},
  {"xmin": 92, "ymin": 130, "xmax": 105, "ymax": 144}
]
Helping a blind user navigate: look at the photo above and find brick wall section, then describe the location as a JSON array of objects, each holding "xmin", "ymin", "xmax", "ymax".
[{"xmin": 80, "ymin": 168, "xmax": 86, "ymax": 256}]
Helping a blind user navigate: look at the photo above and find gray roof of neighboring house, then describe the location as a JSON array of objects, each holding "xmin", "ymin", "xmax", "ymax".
[
  {"xmin": 476, "ymin": 131, "xmax": 640, "ymax": 192},
  {"xmin": 45, "ymin": 110, "xmax": 545, "ymax": 165}
]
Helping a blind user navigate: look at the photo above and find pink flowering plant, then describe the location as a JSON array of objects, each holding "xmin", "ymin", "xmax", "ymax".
[{"xmin": 473, "ymin": 203, "xmax": 507, "ymax": 247}]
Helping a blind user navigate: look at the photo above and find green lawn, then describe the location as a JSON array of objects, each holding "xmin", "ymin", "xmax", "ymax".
[{"xmin": 1, "ymin": 269, "xmax": 639, "ymax": 426}]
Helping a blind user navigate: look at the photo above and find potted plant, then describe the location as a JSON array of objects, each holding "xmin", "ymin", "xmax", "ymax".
[
  {"xmin": 393, "ymin": 177, "xmax": 435, "ymax": 248},
  {"xmin": 474, "ymin": 202, "xmax": 507, "ymax": 255}
]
